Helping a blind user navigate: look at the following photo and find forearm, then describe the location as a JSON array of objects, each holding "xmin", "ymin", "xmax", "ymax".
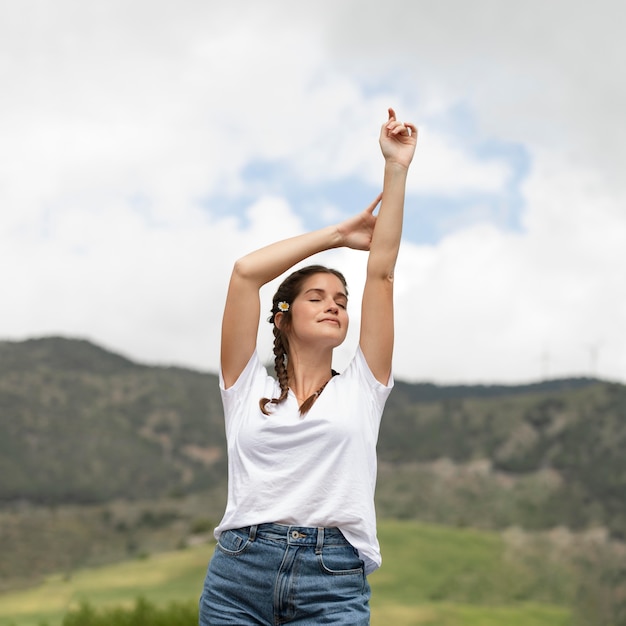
[
  {"xmin": 367, "ymin": 162, "xmax": 408, "ymax": 279},
  {"xmin": 233, "ymin": 224, "xmax": 343, "ymax": 287}
]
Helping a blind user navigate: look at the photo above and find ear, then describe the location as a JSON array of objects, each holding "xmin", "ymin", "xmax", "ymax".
[{"xmin": 274, "ymin": 311, "xmax": 284, "ymax": 330}]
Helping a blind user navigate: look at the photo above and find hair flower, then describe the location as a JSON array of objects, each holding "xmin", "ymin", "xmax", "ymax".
[{"xmin": 278, "ymin": 301, "xmax": 290, "ymax": 312}]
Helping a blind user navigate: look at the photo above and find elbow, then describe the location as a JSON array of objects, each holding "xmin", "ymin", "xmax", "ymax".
[
  {"xmin": 367, "ymin": 244, "xmax": 399, "ymax": 282},
  {"xmin": 231, "ymin": 257, "xmax": 256, "ymax": 281},
  {"xmin": 230, "ymin": 256, "xmax": 267, "ymax": 289},
  {"xmin": 369, "ymin": 271, "xmax": 395, "ymax": 286},
  {"xmin": 367, "ymin": 257, "xmax": 396, "ymax": 283}
]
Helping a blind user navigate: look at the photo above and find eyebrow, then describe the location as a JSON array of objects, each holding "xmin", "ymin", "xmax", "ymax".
[{"xmin": 304, "ymin": 288, "xmax": 348, "ymax": 301}]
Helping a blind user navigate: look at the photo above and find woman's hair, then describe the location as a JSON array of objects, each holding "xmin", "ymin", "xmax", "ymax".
[{"xmin": 259, "ymin": 264, "xmax": 347, "ymax": 416}]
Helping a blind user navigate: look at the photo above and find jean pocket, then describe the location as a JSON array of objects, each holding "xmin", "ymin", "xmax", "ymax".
[
  {"xmin": 317, "ymin": 544, "xmax": 364, "ymax": 576},
  {"xmin": 216, "ymin": 528, "xmax": 252, "ymax": 556}
]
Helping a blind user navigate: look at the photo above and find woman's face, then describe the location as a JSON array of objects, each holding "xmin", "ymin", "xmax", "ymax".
[{"xmin": 280, "ymin": 273, "xmax": 349, "ymax": 348}]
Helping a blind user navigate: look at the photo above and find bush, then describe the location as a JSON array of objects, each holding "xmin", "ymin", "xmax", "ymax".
[
  {"xmin": 60, "ymin": 598, "xmax": 197, "ymax": 626},
  {"xmin": 189, "ymin": 517, "xmax": 214, "ymax": 534}
]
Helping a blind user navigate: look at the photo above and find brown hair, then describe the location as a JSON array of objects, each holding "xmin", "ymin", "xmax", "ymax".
[{"xmin": 259, "ymin": 265, "xmax": 347, "ymax": 416}]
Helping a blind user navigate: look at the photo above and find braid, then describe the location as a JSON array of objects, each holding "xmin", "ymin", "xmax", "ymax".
[
  {"xmin": 259, "ymin": 328, "xmax": 290, "ymax": 415},
  {"xmin": 298, "ymin": 369, "xmax": 339, "ymax": 416},
  {"xmin": 273, "ymin": 332, "xmax": 290, "ymax": 403}
]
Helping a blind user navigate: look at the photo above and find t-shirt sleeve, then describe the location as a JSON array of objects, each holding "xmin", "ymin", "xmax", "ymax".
[
  {"xmin": 352, "ymin": 345, "xmax": 394, "ymax": 415},
  {"xmin": 219, "ymin": 351, "xmax": 267, "ymax": 433}
]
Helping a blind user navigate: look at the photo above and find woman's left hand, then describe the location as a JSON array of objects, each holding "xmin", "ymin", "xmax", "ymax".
[
  {"xmin": 336, "ymin": 193, "xmax": 381, "ymax": 251},
  {"xmin": 379, "ymin": 108, "xmax": 418, "ymax": 169}
]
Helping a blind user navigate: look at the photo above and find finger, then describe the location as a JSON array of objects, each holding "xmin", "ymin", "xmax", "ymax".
[
  {"xmin": 385, "ymin": 109, "xmax": 397, "ymax": 131},
  {"xmin": 365, "ymin": 192, "xmax": 383, "ymax": 214},
  {"xmin": 389, "ymin": 122, "xmax": 408, "ymax": 136},
  {"xmin": 390, "ymin": 122, "xmax": 417, "ymax": 138},
  {"xmin": 405, "ymin": 122, "xmax": 418, "ymax": 138}
]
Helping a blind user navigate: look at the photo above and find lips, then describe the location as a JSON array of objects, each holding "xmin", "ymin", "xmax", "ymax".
[{"xmin": 319, "ymin": 318, "xmax": 340, "ymax": 326}]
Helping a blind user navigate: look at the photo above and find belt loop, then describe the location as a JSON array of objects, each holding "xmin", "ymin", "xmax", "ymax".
[
  {"xmin": 248, "ymin": 525, "xmax": 257, "ymax": 542},
  {"xmin": 315, "ymin": 527, "xmax": 324, "ymax": 554}
]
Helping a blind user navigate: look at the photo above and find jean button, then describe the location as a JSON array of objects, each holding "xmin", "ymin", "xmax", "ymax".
[{"xmin": 291, "ymin": 530, "xmax": 299, "ymax": 539}]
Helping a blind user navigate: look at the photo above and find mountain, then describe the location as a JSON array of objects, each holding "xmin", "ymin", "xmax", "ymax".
[
  {"xmin": 1, "ymin": 336, "xmax": 625, "ymax": 539},
  {"xmin": 0, "ymin": 337, "xmax": 226, "ymax": 504}
]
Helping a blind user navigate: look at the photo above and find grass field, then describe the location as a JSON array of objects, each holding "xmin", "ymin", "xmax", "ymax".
[{"xmin": 0, "ymin": 520, "xmax": 572, "ymax": 626}]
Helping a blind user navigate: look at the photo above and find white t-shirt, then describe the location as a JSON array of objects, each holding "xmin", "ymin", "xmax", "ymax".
[{"xmin": 214, "ymin": 346, "xmax": 393, "ymax": 575}]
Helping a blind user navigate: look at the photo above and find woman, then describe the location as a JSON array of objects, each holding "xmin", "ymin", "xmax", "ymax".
[{"xmin": 199, "ymin": 108, "xmax": 417, "ymax": 625}]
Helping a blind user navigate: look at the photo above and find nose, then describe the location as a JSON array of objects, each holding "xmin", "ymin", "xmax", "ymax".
[{"xmin": 326, "ymin": 301, "xmax": 339, "ymax": 314}]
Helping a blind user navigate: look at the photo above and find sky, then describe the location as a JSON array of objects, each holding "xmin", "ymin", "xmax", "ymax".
[{"xmin": 1, "ymin": 0, "xmax": 625, "ymax": 384}]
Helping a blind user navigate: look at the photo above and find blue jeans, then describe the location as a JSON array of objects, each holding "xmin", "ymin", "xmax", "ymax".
[{"xmin": 199, "ymin": 523, "xmax": 371, "ymax": 625}]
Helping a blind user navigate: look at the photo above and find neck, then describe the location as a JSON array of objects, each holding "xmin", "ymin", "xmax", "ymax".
[{"xmin": 287, "ymin": 353, "xmax": 334, "ymax": 407}]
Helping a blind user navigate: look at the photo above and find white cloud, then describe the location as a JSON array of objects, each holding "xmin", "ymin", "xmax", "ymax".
[
  {"xmin": 0, "ymin": 0, "xmax": 624, "ymax": 385},
  {"xmin": 409, "ymin": 126, "xmax": 512, "ymax": 196},
  {"xmin": 392, "ymin": 153, "xmax": 626, "ymax": 383},
  {"xmin": 324, "ymin": 0, "xmax": 626, "ymax": 191}
]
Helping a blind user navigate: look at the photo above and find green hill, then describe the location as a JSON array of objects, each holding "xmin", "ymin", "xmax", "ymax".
[
  {"xmin": 0, "ymin": 337, "xmax": 227, "ymax": 504},
  {"xmin": 2, "ymin": 336, "xmax": 625, "ymax": 535},
  {"xmin": 378, "ymin": 378, "xmax": 626, "ymax": 538},
  {"xmin": 1, "ymin": 336, "xmax": 626, "ymax": 594}
]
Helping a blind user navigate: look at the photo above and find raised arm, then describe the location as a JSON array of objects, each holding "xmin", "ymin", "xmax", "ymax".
[
  {"xmin": 221, "ymin": 199, "xmax": 380, "ymax": 388},
  {"xmin": 360, "ymin": 108, "xmax": 417, "ymax": 384}
]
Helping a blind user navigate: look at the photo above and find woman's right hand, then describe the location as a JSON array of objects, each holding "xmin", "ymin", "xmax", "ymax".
[
  {"xmin": 336, "ymin": 193, "xmax": 382, "ymax": 251},
  {"xmin": 380, "ymin": 108, "xmax": 418, "ymax": 169}
]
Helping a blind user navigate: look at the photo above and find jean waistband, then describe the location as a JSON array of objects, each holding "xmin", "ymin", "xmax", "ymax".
[{"xmin": 241, "ymin": 523, "xmax": 349, "ymax": 549}]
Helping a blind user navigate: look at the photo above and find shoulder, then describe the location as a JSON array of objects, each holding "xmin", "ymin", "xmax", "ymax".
[
  {"xmin": 330, "ymin": 347, "xmax": 394, "ymax": 415},
  {"xmin": 344, "ymin": 346, "xmax": 394, "ymax": 391},
  {"xmin": 219, "ymin": 351, "xmax": 279, "ymax": 431},
  {"xmin": 220, "ymin": 350, "xmax": 270, "ymax": 395}
]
